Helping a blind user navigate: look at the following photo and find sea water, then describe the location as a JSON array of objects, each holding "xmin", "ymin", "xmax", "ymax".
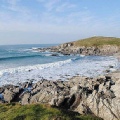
[{"xmin": 0, "ymin": 44, "xmax": 119, "ymax": 86}]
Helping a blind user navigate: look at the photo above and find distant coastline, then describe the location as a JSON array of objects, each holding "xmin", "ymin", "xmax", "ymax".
[{"xmin": 34, "ymin": 36, "xmax": 120, "ymax": 56}]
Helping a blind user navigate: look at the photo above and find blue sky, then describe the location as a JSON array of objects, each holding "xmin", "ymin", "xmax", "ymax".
[{"xmin": 0, "ymin": 0, "xmax": 120, "ymax": 45}]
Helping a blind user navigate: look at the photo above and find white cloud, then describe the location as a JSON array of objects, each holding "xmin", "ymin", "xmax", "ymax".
[
  {"xmin": 1, "ymin": 0, "xmax": 31, "ymax": 22},
  {"xmin": 56, "ymin": 2, "xmax": 76, "ymax": 12}
]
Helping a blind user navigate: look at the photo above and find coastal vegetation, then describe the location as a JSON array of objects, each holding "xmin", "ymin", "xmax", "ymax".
[
  {"xmin": 0, "ymin": 103, "xmax": 103, "ymax": 120},
  {"xmin": 73, "ymin": 36, "xmax": 120, "ymax": 47}
]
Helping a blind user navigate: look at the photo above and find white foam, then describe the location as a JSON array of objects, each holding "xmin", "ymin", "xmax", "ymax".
[
  {"xmin": 44, "ymin": 54, "xmax": 52, "ymax": 57},
  {"xmin": 0, "ymin": 56, "xmax": 118, "ymax": 86},
  {"xmin": 32, "ymin": 47, "xmax": 39, "ymax": 50},
  {"xmin": 80, "ymin": 54, "xmax": 85, "ymax": 57}
]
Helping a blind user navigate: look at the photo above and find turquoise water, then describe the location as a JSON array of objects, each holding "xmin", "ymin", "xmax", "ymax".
[{"xmin": 0, "ymin": 44, "xmax": 72, "ymax": 70}]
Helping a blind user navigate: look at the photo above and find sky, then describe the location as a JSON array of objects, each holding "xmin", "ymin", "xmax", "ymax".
[{"xmin": 0, "ymin": 0, "xmax": 120, "ymax": 45}]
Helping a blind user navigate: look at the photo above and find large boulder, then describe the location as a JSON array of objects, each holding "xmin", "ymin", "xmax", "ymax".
[
  {"xmin": 3, "ymin": 89, "xmax": 15, "ymax": 103},
  {"xmin": 21, "ymin": 92, "xmax": 31, "ymax": 105},
  {"xmin": 3, "ymin": 86, "xmax": 21, "ymax": 103}
]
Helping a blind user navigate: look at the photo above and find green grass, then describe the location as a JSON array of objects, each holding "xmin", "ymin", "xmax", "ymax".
[
  {"xmin": 0, "ymin": 103, "xmax": 103, "ymax": 120},
  {"xmin": 73, "ymin": 36, "xmax": 120, "ymax": 47}
]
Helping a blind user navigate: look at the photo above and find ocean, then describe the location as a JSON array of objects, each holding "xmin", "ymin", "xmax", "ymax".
[{"xmin": 0, "ymin": 44, "xmax": 119, "ymax": 86}]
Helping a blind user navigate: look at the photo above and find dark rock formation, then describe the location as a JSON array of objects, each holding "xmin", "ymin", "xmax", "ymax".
[{"xmin": 51, "ymin": 54, "xmax": 59, "ymax": 56}]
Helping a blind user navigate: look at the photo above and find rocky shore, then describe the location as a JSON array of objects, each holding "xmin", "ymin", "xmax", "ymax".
[
  {"xmin": 34, "ymin": 42, "xmax": 120, "ymax": 56},
  {"xmin": 32, "ymin": 38, "xmax": 120, "ymax": 76},
  {"xmin": 0, "ymin": 71, "xmax": 120, "ymax": 120}
]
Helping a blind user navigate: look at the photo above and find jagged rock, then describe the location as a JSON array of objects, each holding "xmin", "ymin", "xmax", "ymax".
[
  {"xmin": 111, "ymin": 80, "xmax": 120, "ymax": 99},
  {"xmin": 3, "ymin": 89, "xmax": 15, "ymax": 103},
  {"xmin": 70, "ymin": 93, "xmax": 81, "ymax": 110},
  {"xmin": 2, "ymin": 85, "xmax": 22, "ymax": 103},
  {"xmin": 12, "ymin": 87, "xmax": 20, "ymax": 93},
  {"xmin": 49, "ymin": 96, "xmax": 58, "ymax": 106},
  {"xmin": 105, "ymin": 90, "xmax": 116, "ymax": 98},
  {"xmin": 56, "ymin": 95, "xmax": 66, "ymax": 107},
  {"xmin": 74, "ymin": 73, "xmax": 120, "ymax": 120},
  {"xmin": 70, "ymin": 85, "xmax": 81, "ymax": 95},
  {"xmin": 21, "ymin": 92, "xmax": 31, "ymax": 105},
  {"xmin": 98, "ymin": 83, "xmax": 106, "ymax": 92},
  {"xmin": 30, "ymin": 87, "xmax": 56, "ymax": 104},
  {"xmin": 56, "ymin": 81, "xmax": 64, "ymax": 88}
]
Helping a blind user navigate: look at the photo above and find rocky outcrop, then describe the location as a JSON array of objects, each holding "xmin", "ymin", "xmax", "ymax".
[
  {"xmin": 34, "ymin": 43, "xmax": 120, "ymax": 56},
  {"xmin": 0, "ymin": 72, "xmax": 120, "ymax": 120},
  {"xmin": 65, "ymin": 44, "xmax": 120, "ymax": 56},
  {"xmin": 2, "ymin": 85, "xmax": 23, "ymax": 103}
]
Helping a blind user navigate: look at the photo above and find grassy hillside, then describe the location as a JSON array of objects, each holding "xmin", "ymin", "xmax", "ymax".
[
  {"xmin": 0, "ymin": 103, "xmax": 103, "ymax": 120},
  {"xmin": 73, "ymin": 36, "xmax": 120, "ymax": 47}
]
